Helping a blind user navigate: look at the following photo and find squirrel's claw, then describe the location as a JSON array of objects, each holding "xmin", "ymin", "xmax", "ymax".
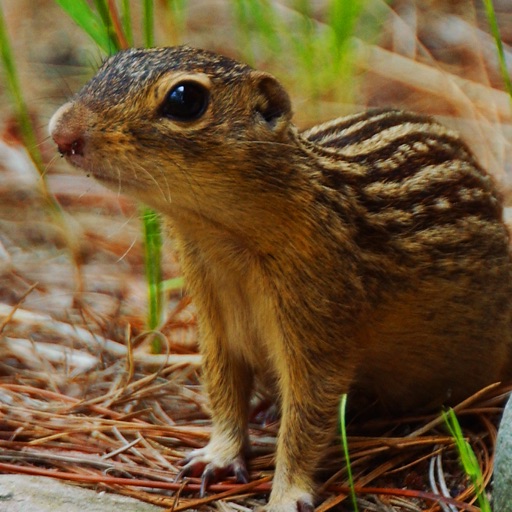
[
  {"xmin": 233, "ymin": 459, "xmax": 250, "ymax": 484},
  {"xmin": 177, "ymin": 450, "xmax": 249, "ymax": 496},
  {"xmin": 175, "ymin": 459, "xmax": 204, "ymax": 482},
  {"xmin": 200, "ymin": 466, "xmax": 216, "ymax": 497}
]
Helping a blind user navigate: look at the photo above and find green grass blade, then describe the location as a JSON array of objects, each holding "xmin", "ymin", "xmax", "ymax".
[
  {"xmin": 54, "ymin": 0, "xmax": 111, "ymax": 53},
  {"xmin": 143, "ymin": 0, "xmax": 155, "ymax": 47},
  {"xmin": 443, "ymin": 408, "xmax": 491, "ymax": 512},
  {"xmin": 482, "ymin": 0, "xmax": 512, "ymax": 101},
  {"xmin": 142, "ymin": 207, "xmax": 163, "ymax": 331},
  {"xmin": 340, "ymin": 394, "xmax": 358, "ymax": 511},
  {"xmin": 140, "ymin": 0, "xmax": 164, "ymax": 350},
  {"xmin": 121, "ymin": 0, "xmax": 134, "ymax": 46},
  {"xmin": 93, "ymin": 0, "xmax": 113, "ymax": 31},
  {"xmin": 93, "ymin": 0, "xmax": 122, "ymax": 51}
]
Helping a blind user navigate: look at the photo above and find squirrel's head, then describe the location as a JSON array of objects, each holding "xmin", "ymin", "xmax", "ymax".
[{"xmin": 49, "ymin": 46, "xmax": 295, "ymax": 213}]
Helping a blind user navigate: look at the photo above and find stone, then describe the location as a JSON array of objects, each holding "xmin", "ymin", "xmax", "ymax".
[
  {"xmin": 0, "ymin": 474, "xmax": 161, "ymax": 512},
  {"xmin": 493, "ymin": 392, "xmax": 512, "ymax": 512}
]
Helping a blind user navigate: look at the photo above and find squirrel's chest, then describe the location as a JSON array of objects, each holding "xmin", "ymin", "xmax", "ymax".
[{"xmin": 174, "ymin": 226, "xmax": 283, "ymax": 371}]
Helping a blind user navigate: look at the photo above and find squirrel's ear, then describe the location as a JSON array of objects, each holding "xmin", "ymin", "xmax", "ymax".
[{"xmin": 250, "ymin": 71, "xmax": 292, "ymax": 131}]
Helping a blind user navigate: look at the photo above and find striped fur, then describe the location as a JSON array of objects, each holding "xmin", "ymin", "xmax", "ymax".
[{"xmin": 301, "ymin": 109, "xmax": 501, "ymax": 241}]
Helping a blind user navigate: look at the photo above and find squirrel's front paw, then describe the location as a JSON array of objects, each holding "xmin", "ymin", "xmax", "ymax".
[{"xmin": 178, "ymin": 444, "xmax": 249, "ymax": 496}]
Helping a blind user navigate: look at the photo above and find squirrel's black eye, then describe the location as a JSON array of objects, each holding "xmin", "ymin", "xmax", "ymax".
[{"xmin": 161, "ymin": 81, "xmax": 209, "ymax": 121}]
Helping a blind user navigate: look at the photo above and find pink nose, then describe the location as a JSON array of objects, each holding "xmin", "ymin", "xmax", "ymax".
[
  {"xmin": 54, "ymin": 134, "xmax": 84, "ymax": 157},
  {"xmin": 49, "ymin": 103, "xmax": 86, "ymax": 157}
]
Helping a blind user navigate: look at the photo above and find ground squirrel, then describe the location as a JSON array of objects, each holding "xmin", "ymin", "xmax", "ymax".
[{"xmin": 49, "ymin": 46, "xmax": 512, "ymax": 512}]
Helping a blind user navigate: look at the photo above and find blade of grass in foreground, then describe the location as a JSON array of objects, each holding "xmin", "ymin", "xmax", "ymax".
[
  {"xmin": 443, "ymin": 408, "xmax": 491, "ymax": 512},
  {"xmin": 142, "ymin": 208, "xmax": 163, "ymax": 334},
  {"xmin": 140, "ymin": 0, "xmax": 165, "ymax": 349},
  {"xmin": 340, "ymin": 394, "xmax": 358, "ymax": 511}
]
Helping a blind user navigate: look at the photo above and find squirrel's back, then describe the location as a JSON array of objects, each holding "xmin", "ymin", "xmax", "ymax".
[{"xmin": 301, "ymin": 109, "xmax": 512, "ymax": 407}]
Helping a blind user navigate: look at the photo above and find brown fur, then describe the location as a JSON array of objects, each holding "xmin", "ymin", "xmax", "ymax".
[{"xmin": 49, "ymin": 46, "xmax": 512, "ymax": 512}]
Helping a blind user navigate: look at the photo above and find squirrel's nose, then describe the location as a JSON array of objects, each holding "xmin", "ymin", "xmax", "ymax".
[
  {"xmin": 54, "ymin": 135, "xmax": 85, "ymax": 157},
  {"xmin": 49, "ymin": 103, "xmax": 86, "ymax": 157}
]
